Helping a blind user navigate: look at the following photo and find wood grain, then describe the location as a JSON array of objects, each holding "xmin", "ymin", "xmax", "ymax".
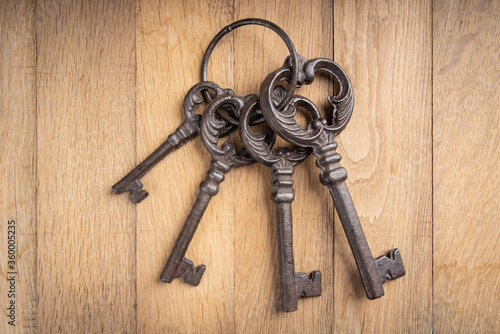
[
  {"xmin": 0, "ymin": 1, "xmax": 37, "ymax": 333},
  {"xmin": 232, "ymin": 1, "xmax": 335, "ymax": 332},
  {"xmin": 433, "ymin": 0, "xmax": 500, "ymax": 332},
  {"xmin": 334, "ymin": 0, "xmax": 433, "ymax": 332},
  {"xmin": 135, "ymin": 0, "xmax": 234, "ymax": 332},
  {"xmin": 1, "ymin": 0, "xmax": 499, "ymax": 332},
  {"xmin": 36, "ymin": 0, "xmax": 136, "ymax": 332}
]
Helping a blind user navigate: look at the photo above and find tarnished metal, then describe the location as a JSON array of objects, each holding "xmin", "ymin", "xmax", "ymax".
[
  {"xmin": 160, "ymin": 92, "xmax": 274, "ymax": 285},
  {"xmin": 157, "ymin": 18, "xmax": 298, "ymax": 285},
  {"xmin": 201, "ymin": 18, "xmax": 300, "ymax": 111},
  {"xmin": 259, "ymin": 56, "xmax": 405, "ymax": 299},
  {"xmin": 112, "ymin": 81, "xmax": 236, "ymax": 203},
  {"xmin": 113, "ymin": 18, "xmax": 299, "ymax": 204},
  {"xmin": 239, "ymin": 95, "xmax": 321, "ymax": 312},
  {"xmin": 112, "ymin": 16, "xmax": 406, "ymax": 308}
]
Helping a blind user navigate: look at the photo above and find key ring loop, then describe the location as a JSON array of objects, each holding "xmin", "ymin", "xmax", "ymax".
[{"xmin": 201, "ymin": 18, "xmax": 299, "ymax": 111}]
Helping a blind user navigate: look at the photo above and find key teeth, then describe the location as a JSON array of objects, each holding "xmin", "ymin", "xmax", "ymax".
[
  {"xmin": 176, "ymin": 257, "xmax": 206, "ymax": 286},
  {"xmin": 128, "ymin": 180, "xmax": 149, "ymax": 203},
  {"xmin": 375, "ymin": 248, "xmax": 406, "ymax": 284},
  {"xmin": 295, "ymin": 270, "xmax": 322, "ymax": 298}
]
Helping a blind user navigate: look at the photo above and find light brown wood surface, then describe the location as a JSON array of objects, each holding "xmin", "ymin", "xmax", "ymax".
[
  {"xmin": 1, "ymin": 1, "xmax": 37, "ymax": 332},
  {"xmin": 433, "ymin": 0, "xmax": 500, "ymax": 332},
  {"xmin": 334, "ymin": 1, "xmax": 433, "ymax": 332},
  {"xmin": 35, "ymin": 1, "xmax": 137, "ymax": 332},
  {"xmin": 0, "ymin": 0, "xmax": 498, "ymax": 333}
]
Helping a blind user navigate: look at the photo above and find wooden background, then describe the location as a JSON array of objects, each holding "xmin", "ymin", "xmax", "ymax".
[{"xmin": 1, "ymin": 0, "xmax": 498, "ymax": 332}]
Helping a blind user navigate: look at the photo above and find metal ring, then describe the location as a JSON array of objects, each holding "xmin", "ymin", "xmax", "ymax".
[{"xmin": 201, "ymin": 18, "xmax": 299, "ymax": 111}]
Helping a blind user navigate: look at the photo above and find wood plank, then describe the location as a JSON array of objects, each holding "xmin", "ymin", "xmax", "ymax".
[
  {"xmin": 433, "ymin": 0, "xmax": 500, "ymax": 332},
  {"xmin": 3, "ymin": 0, "xmax": 499, "ymax": 330},
  {"xmin": 35, "ymin": 1, "xmax": 136, "ymax": 332},
  {"xmin": 135, "ymin": 0, "xmax": 234, "ymax": 332},
  {"xmin": 233, "ymin": 1, "xmax": 334, "ymax": 332},
  {"xmin": 334, "ymin": 0, "xmax": 433, "ymax": 332},
  {"xmin": 0, "ymin": 1, "xmax": 37, "ymax": 333}
]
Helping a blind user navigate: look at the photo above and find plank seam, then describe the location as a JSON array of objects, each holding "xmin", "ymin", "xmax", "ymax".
[
  {"xmin": 431, "ymin": 0, "xmax": 434, "ymax": 331},
  {"xmin": 134, "ymin": 0, "xmax": 138, "ymax": 332},
  {"xmin": 234, "ymin": 0, "xmax": 237, "ymax": 332},
  {"xmin": 332, "ymin": 0, "xmax": 335, "ymax": 328},
  {"xmin": 231, "ymin": 1, "xmax": 236, "ymax": 331},
  {"xmin": 34, "ymin": 0, "xmax": 39, "ymax": 330}
]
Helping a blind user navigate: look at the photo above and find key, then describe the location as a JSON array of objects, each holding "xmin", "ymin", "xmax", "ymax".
[
  {"xmin": 259, "ymin": 57, "xmax": 405, "ymax": 300},
  {"xmin": 160, "ymin": 92, "xmax": 274, "ymax": 285},
  {"xmin": 112, "ymin": 81, "xmax": 235, "ymax": 203},
  {"xmin": 239, "ymin": 96, "xmax": 321, "ymax": 312}
]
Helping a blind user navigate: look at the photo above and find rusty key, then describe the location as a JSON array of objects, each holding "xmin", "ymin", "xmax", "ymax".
[
  {"xmin": 260, "ymin": 57, "xmax": 405, "ymax": 300},
  {"xmin": 239, "ymin": 95, "xmax": 321, "ymax": 312},
  {"xmin": 112, "ymin": 81, "xmax": 236, "ymax": 203},
  {"xmin": 160, "ymin": 92, "xmax": 274, "ymax": 285}
]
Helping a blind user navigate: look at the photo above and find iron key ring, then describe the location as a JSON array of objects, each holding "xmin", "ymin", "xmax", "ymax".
[{"xmin": 201, "ymin": 18, "xmax": 300, "ymax": 112}]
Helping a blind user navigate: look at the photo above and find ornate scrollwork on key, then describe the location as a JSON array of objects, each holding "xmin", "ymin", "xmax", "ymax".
[
  {"xmin": 240, "ymin": 95, "xmax": 317, "ymax": 165},
  {"xmin": 259, "ymin": 57, "xmax": 405, "ymax": 300},
  {"xmin": 183, "ymin": 81, "xmax": 235, "ymax": 125},
  {"xmin": 260, "ymin": 57, "xmax": 354, "ymax": 148},
  {"xmin": 201, "ymin": 93, "xmax": 274, "ymax": 167}
]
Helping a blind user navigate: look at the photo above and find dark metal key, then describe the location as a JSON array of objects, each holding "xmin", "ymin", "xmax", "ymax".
[
  {"xmin": 160, "ymin": 93, "xmax": 273, "ymax": 285},
  {"xmin": 260, "ymin": 57, "xmax": 405, "ymax": 300},
  {"xmin": 239, "ymin": 96, "xmax": 321, "ymax": 312},
  {"xmin": 112, "ymin": 81, "xmax": 235, "ymax": 203}
]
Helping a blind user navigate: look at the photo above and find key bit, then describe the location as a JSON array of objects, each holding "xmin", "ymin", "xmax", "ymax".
[
  {"xmin": 160, "ymin": 157, "xmax": 232, "ymax": 284},
  {"xmin": 174, "ymin": 258, "xmax": 206, "ymax": 286},
  {"xmin": 296, "ymin": 271, "xmax": 322, "ymax": 298},
  {"xmin": 124, "ymin": 180, "xmax": 149, "ymax": 204},
  {"xmin": 375, "ymin": 248, "xmax": 405, "ymax": 284}
]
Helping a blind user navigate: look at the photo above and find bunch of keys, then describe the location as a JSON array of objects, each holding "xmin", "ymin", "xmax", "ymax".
[{"xmin": 112, "ymin": 19, "xmax": 405, "ymax": 312}]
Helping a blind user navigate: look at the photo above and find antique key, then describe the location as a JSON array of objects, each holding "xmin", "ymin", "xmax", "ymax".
[
  {"xmin": 113, "ymin": 18, "xmax": 296, "ymax": 204},
  {"xmin": 260, "ymin": 57, "xmax": 405, "ymax": 299},
  {"xmin": 112, "ymin": 81, "xmax": 237, "ymax": 203},
  {"xmin": 239, "ymin": 95, "xmax": 321, "ymax": 312},
  {"xmin": 160, "ymin": 92, "xmax": 274, "ymax": 285}
]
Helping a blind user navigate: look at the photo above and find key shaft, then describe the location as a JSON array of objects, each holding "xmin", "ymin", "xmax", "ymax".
[
  {"xmin": 160, "ymin": 92, "xmax": 261, "ymax": 286},
  {"xmin": 239, "ymin": 97, "xmax": 320, "ymax": 312},
  {"xmin": 112, "ymin": 118, "xmax": 200, "ymax": 203},
  {"xmin": 160, "ymin": 158, "xmax": 230, "ymax": 284},
  {"xmin": 316, "ymin": 142, "xmax": 385, "ymax": 299},
  {"xmin": 272, "ymin": 164, "xmax": 321, "ymax": 312},
  {"xmin": 275, "ymin": 201, "xmax": 298, "ymax": 311},
  {"xmin": 375, "ymin": 248, "xmax": 405, "ymax": 284},
  {"xmin": 273, "ymin": 165, "xmax": 299, "ymax": 312},
  {"xmin": 112, "ymin": 81, "xmax": 239, "ymax": 203}
]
